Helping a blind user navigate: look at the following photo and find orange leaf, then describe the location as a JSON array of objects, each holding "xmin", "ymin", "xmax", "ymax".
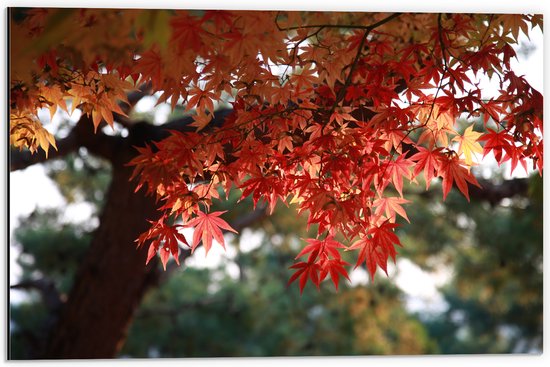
[{"xmin": 185, "ymin": 210, "xmax": 237, "ymax": 255}]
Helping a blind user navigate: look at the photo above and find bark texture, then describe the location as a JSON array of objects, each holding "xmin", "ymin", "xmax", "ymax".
[{"xmin": 42, "ymin": 153, "xmax": 161, "ymax": 359}]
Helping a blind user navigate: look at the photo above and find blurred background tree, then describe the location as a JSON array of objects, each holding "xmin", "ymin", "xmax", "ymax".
[{"xmin": 411, "ymin": 174, "xmax": 543, "ymax": 354}]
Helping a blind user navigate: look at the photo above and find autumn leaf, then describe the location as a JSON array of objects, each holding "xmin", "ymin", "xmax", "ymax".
[
  {"xmin": 439, "ymin": 154, "xmax": 482, "ymax": 201},
  {"xmin": 319, "ymin": 258, "xmax": 350, "ymax": 291},
  {"xmin": 40, "ymin": 85, "xmax": 69, "ymax": 119},
  {"xmin": 186, "ymin": 87, "xmax": 217, "ymax": 114},
  {"xmin": 295, "ymin": 236, "xmax": 346, "ymax": 262},
  {"xmin": 170, "ymin": 12, "xmax": 205, "ymax": 52},
  {"xmin": 410, "ymin": 146, "xmax": 444, "ymax": 190},
  {"xmin": 329, "ymin": 109, "xmax": 356, "ymax": 126},
  {"xmin": 290, "ymin": 65, "xmax": 318, "ymax": 93},
  {"xmin": 416, "ymin": 104, "xmax": 457, "ymax": 147},
  {"xmin": 378, "ymin": 154, "xmax": 413, "ymax": 197},
  {"xmin": 368, "ymin": 221, "xmax": 401, "ymax": 261},
  {"xmin": 33, "ymin": 123, "xmax": 58, "ymax": 157},
  {"xmin": 287, "ymin": 261, "xmax": 321, "ymax": 294},
  {"xmin": 9, "ymin": 9, "xmax": 544, "ymax": 293},
  {"xmin": 189, "ymin": 111, "xmax": 214, "ymax": 131},
  {"xmin": 478, "ymin": 128, "xmax": 516, "ymax": 164},
  {"xmin": 135, "ymin": 49, "xmax": 163, "ymax": 89},
  {"xmin": 498, "ymin": 14, "xmax": 530, "ymax": 42},
  {"xmin": 185, "ymin": 210, "xmax": 237, "ymax": 255},
  {"xmin": 452, "ymin": 125, "xmax": 483, "ymax": 166},
  {"xmin": 239, "ymin": 171, "xmax": 287, "ymax": 215},
  {"xmin": 344, "ymin": 85, "xmax": 366, "ymax": 102},
  {"xmin": 136, "ymin": 218, "xmax": 189, "ymax": 270},
  {"xmin": 349, "ymin": 236, "xmax": 386, "ymax": 280},
  {"xmin": 348, "ymin": 221, "xmax": 401, "ymax": 280},
  {"xmin": 373, "ymin": 196, "xmax": 411, "ymax": 222},
  {"xmin": 9, "ymin": 115, "xmax": 58, "ymax": 157}
]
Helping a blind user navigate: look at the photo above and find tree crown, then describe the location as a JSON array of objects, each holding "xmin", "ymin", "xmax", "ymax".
[{"xmin": 10, "ymin": 9, "xmax": 543, "ymax": 291}]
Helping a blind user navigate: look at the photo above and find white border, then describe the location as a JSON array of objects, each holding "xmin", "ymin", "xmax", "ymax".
[
  {"xmin": 1, "ymin": 0, "xmax": 547, "ymax": 12},
  {"xmin": 1, "ymin": 1, "xmax": 547, "ymax": 367}
]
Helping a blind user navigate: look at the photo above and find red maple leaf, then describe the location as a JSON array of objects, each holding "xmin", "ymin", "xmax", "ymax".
[
  {"xmin": 349, "ymin": 236, "xmax": 387, "ymax": 280},
  {"xmin": 373, "ymin": 196, "xmax": 411, "ymax": 222},
  {"xmin": 134, "ymin": 49, "xmax": 163, "ymax": 89},
  {"xmin": 136, "ymin": 218, "xmax": 189, "ymax": 270},
  {"xmin": 319, "ymin": 258, "xmax": 350, "ymax": 291},
  {"xmin": 201, "ymin": 10, "xmax": 235, "ymax": 30},
  {"xmin": 439, "ymin": 155, "xmax": 481, "ymax": 201},
  {"xmin": 290, "ymin": 236, "xmax": 350, "ymax": 291},
  {"xmin": 478, "ymin": 128, "xmax": 516, "ymax": 164},
  {"xmin": 378, "ymin": 154, "xmax": 413, "ymax": 197},
  {"xmin": 295, "ymin": 236, "xmax": 346, "ymax": 262},
  {"xmin": 239, "ymin": 172, "xmax": 287, "ymax": 214},
  {"xmin": 185, "ymin": 210, "xmax": 237, "ymax": 255},
  {"xmin": 287, "ymin": 261, "xmax": 321, "ymax": 294},
  {"xmin": 344, "ymin": 85, "xmax": 366, "ymax": 102},
  {"xmin": 349, "ymin": 222, "xmax": 401, "ymax": 280},
  {"xmin": 410, "ymin": 146, "xmax": 444, "ymax": 189},
  {"xmin": 170, "ymin": 13, "xmax": 205, "ymax": 52}
]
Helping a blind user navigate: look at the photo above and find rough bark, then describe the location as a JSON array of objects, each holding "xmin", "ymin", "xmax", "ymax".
[{"xmin": 41, "ymin": 150, "xmax": 161, "ymax": 359}]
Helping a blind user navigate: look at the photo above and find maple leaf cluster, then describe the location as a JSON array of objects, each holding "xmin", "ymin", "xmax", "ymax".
[{"xmin": 10, "ymin": 9, "xmax": 543, "ymax": 292}]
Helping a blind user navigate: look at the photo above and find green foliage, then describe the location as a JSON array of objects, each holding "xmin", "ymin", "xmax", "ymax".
[
  {"xmin": 13, "ymin": 209, "xmax": 92, "ymax": 293},
  {"xmin": 121, "ymin": 230, "xmax": 435, "ymax": 357},
  {"xmin": 10, "ymin": 209, "xmax": 93, "ymax": 359},
  {"xmin": 9, "ymin": 302, "xmax": 51, "ymax": 359},
  {"xmin": 402, "ymin": 175, "xmax": 543, "ymax": 353}
]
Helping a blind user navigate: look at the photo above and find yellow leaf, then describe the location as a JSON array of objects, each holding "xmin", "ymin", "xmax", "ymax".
[
  {"xmin": 10, "ymin": 115, "xmax": 57, "ymax": 157},
  {"xmin": 453, "ymin": 125, "xmax": 483, "ymax": 166},
  {"xmin": 289, "ymin": 194, "xmax": 304, "ymax": 205},
  {"xmin": 35, "ymin": 125, "xmax": 58, "ymax": 158},
  {"xmin": 92, "ymin": 109, "xmax": 103, "ymax": 132},
  {"xmin": 40, "ymin": 85, "xmax": 69, "ymax": 120}
]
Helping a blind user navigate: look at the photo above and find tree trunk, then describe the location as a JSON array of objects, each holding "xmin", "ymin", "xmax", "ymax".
[{"xmin": 42, "ymin": 155, "xmax": 161, "ymax": 359}]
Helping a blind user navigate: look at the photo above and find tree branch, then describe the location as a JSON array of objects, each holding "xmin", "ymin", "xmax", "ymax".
[
  {"xmin": 11, "ymin": 278, "xmax": 64, "ymax": 311},
  {"xmin": 230, "ymin": 204, "xmax": 269, "ymax": 232},
  {"xmin": 413, "ymin": 177, "xmax": 530, "ymax": 205},
  {"xmin": 10, "ymin": 130, "xmax": 79, "ymax": 171},
  {"xmin": 276, "ymin": 12, "xmax": 402, "ymax": 31},
  {"xmin": 113, "ymin": 82, "xmax": 153, "ymax": 128},
  {"xmin": 334, "ymin": 13, "xmax": 402, "ymax": 106},
  {"xmin": 10, "ymin": 115, "xmax": 122, "ymax": 172},
  {"xmin": 470, "ymin": 178, "xmax": 530, "ymax": 205}
]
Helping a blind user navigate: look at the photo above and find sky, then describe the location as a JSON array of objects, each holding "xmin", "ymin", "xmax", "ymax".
[{"xmin": 3, "ymin": 3, "xmax": 547, "ymax": 367}]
